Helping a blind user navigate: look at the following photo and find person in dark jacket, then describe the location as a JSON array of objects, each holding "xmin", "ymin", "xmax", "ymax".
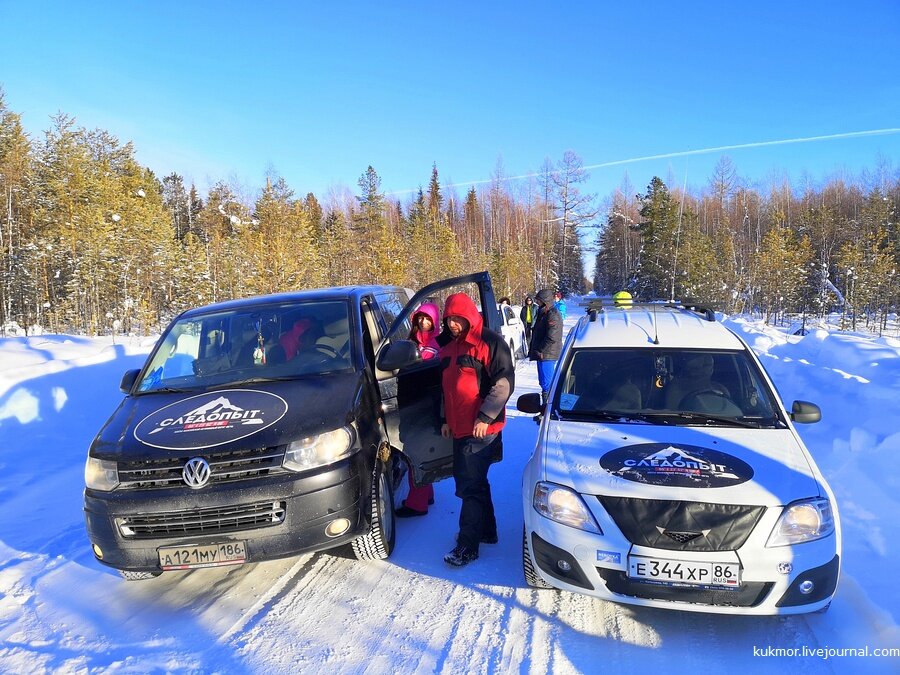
[
  {"xmin": 529, "ymin": 288, "xmax": 563, "ymax": 404},
  {"xmin": 439, "ymin": 293, "xmax": 515, "ymax": 567},
  {"xmin": 519, "ymin": 295, "xmax": 537, "ymax": 349}
]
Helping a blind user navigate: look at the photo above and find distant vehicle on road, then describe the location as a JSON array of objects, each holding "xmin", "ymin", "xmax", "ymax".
[{"xmin": 498, "ymin": 303, "xmax": 527, "ymax": 363}]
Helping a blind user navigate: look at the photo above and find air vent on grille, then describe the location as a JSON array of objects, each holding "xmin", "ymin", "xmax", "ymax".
[
  {"xmin": 117, "ymin": 500, "xmax": 286, "ymax": 538},
  {"xmin": 117, "ymin": 447, "xmax": 286, "ymax": 489}
]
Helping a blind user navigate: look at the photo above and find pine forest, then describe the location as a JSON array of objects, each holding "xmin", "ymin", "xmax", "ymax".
[{"xmin": 1, "ymin": 92, "xmax": 898, "ymax": 336}]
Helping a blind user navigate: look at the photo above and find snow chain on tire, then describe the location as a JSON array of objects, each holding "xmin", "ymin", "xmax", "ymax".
[
  {"xmin": 522, "ymin": 528, "xmax": 552, "ymax": 588},
  {"xmin": 351, "ymin": 461, "xmax": 395, "ymax": 561}
]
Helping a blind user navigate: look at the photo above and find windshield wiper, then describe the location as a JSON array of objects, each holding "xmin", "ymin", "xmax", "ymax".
[
  {"xmin": 674, "ymin": 412, "xmax": 759, "ymax": 428},
  {"xmin": 137, "ymin": 386, "xmax": 194, "ymax": 394},
  {"xmin": 226, "ymin": 375, "xmax": 300, "ymax": 386},
  {"xmin": 557, "ymin": 410, "xmax": 673, "ymax": 425}
]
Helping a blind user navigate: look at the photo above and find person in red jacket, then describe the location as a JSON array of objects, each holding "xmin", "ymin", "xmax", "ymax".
[
  {"xmin": 395, "ymin": 302, "xmax": 441, "ymax": 517},
  {"xmin": 439, "ymin": 293, "xmax": 515, "ymax": 567}
]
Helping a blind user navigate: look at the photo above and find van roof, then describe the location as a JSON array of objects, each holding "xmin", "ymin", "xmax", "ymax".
[{"xmin": 179, "ymin": 285, "xmax": 408, "ymax": 318}]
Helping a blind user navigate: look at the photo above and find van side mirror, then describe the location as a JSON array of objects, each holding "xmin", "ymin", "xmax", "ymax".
[
  {"xmin": 376, "ymin": 340, "xmax": 421, "ymax": 371},
  {"xmin": 790, "ymin": 400, "xmax": 821, "ymax": 424},
  {"xmin": 517, "ymin": 392, "xmax": 543, "ymax": 414},
  {"xmin": 120, "ymin": 369, "xmax": 140, "ymax": 393}
]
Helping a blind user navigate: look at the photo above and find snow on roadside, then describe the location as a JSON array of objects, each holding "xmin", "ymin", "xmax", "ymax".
[{"xmin": 726, "ymin": 317, "xmax": 900, "ymax": 651}]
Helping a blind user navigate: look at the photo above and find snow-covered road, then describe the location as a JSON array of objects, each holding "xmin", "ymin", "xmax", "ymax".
[{"xmin": 0, "ymin": 319, "xmax": 898, "ymax": 674}]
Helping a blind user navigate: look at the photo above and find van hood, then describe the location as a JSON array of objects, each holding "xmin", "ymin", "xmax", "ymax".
[
  {"xmin": 540, "ymin": 420, "xmax": 821, "ymax": 506},
  {"xmin": 90, "ymin": 373, "xmax": 364, "ymax": 459}
]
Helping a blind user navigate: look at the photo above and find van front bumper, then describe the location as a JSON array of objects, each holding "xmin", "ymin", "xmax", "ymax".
[{"xmin": 84, "ymin": 456, "xmax": 368, "ymax": 573}]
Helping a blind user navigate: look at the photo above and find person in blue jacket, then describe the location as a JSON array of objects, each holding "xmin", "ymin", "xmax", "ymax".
[{"xmin": 554, "ymin": 291, "xmax": 567, "ymax": 320}]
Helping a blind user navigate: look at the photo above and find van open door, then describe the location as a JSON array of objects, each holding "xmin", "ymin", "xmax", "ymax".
[{"xmin": 375, "ymin": 272, "xmax": 500, "ymax": 485}]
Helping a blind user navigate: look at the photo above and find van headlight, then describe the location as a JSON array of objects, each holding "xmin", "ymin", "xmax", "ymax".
[
  {"xmin": 767, "ymin": 498, "xmax": 834, "ymax": 547},
  {"xmin": 533, "ymin": 482, "xmax": 602, "ymax": 533},
  {"xmin": 85, "ymin": 457, "xmax": 119, "ymax": 491},
  {"xmin": 283, "ymin": 427, "xmax": 355, "ymax": 472}
]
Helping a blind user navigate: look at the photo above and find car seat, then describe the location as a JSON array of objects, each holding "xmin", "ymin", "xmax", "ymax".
[
  {"xmin": 315, "ymin": 317, "xmax": 351, "ymax": 359},
  {"xmin": 578, "ymin": 371, "xmax": 642, "ymax": 412},
  {"xmin": 664, "ymin": 354, "xmax": 731, "ymax": 410}
]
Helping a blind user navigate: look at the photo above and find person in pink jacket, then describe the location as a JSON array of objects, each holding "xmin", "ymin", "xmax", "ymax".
[{"xmin": 395, "ymin": 302, "xmax": 440, "ymax": 517}]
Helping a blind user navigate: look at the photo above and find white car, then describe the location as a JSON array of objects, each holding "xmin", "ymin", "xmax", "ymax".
[
  {"xmin": 498, "ymin": 304, "xmax": 527, "ymax": 362},
  {"xmin": 517, "ymin": 302, "xmax": 840, "ymax": 615}
]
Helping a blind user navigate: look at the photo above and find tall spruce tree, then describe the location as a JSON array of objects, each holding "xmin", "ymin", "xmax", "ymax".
[{"xmin": 635, "ymin": 177, "xmax": 680, "ymax": 300}]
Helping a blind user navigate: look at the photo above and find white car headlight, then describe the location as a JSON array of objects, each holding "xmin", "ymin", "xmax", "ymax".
[
  {"xmin": 283, "ymin": 427, "xmax": 355, "ymax": 472},
  {"xmin": 533, "ymin": 482, "xmax": 602, "ymax": 533},
  {"xmin": 85, "ymin": 457, "xmax": 119, "ymax": 491},
  {"xmin": 767, "ymin": 498, "xmax": 834, "ymax": 547}
]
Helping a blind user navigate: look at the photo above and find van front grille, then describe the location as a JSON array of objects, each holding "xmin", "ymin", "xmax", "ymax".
[
  {"xmin": 116, "ymin": 500, "xmax": 286, "ymax": 538},
  {"xmin": 117, "ymin": 446, "xmax": 286, "ymax": 489}
]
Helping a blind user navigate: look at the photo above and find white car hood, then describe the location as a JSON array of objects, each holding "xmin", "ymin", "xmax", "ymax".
[{"xmin": 541, "ymin": 420, "xmax": 821, "ymax": 506}]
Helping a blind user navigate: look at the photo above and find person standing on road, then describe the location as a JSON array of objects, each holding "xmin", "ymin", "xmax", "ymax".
[
  {"xmin": 396, "ymin": 302, "xmax": 441, "ymax": 517},
  {"xmin": 439, "ymin": 293, "xmax": 515, "ymax": 567},
  {"xmin": 529, "ymin": 288, "xmax": 563, "ymax": 405},
  {"xmin": 519, "ymin": 295, "xmax": 536, "ymax": 349},
  {"xmin": 554, "ymin": 291, "xmax": 567, "ymax": 320}
]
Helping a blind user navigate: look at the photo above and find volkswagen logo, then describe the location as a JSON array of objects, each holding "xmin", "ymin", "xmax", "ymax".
[{"xmin": 183, "ymin": 457, "xmax": 211, "ymax": 488}]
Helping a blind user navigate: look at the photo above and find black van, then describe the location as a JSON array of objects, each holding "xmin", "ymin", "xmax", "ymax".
[{"xmin": 84, "ymin": 273, "xmax": 500, "ymax": 579}]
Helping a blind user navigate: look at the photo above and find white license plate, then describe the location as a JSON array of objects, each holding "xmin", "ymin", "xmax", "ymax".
[
  {"xmin": 158, "ymin": 541, "xmax": 247, "ymax": 570},
  {"xmin": 628, "ymin": 555, "xmax": 740, "ymax": 588}
]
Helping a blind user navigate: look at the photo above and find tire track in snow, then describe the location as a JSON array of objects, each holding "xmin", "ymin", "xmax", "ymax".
[{"xmin": 218, "ymin": 553, "xmax": 323, "ymax": 644}]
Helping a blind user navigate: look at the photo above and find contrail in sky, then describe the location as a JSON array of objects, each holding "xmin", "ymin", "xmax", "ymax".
[{"xmin": 388, "ymin": 128, "xmax": 900, "ymax": 196}]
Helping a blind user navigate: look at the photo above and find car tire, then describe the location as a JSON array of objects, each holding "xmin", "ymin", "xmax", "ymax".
[
  {"xmin": 522, "ymin": 527, "xmax": 552, "ymax": 588},
  {"xmin": 509, "ymin": 340, "xmax": 518, "ymax": 367},
  {"xmin": 119, "ymin": 569, "xmax": 162, "ymax": 581},
  {"xmin": 351, "ymin": 460, "xmax": 396, "ymax": 560}
]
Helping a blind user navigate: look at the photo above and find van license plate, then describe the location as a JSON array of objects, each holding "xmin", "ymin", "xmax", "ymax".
[
  {"xmin": 628, "ymin": 555, "xmax": 740, "ymax": 587},
  {"xmin": 158, "ymin": 541, "xmax": 247, "ymax": 570}
]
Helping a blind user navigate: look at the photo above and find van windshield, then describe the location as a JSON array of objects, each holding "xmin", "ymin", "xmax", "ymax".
[
  {"xmin": 136, "ymin": 301, "xmax": 353, "ymax": 393},
  {"xmin": 554, "ymin": 348, "xmax": 785, "ymax": 428}
]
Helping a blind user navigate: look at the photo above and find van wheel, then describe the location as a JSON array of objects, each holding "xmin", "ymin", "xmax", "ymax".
[
  {"xmin": 119, "ymin": 569, "xmax": 162, "ymax": 581},
  {"xmin": 523, "ymin": 528, "xmax": 552, "ymax": 588},
  {"xmin": 351, "ymin": 461, "xmax": 396, "ymax": 560}
]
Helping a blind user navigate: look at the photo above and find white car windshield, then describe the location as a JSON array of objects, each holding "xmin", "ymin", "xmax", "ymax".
[
  {"xmin": 136, "ymin": 300, "xmax": 353, "ymax": 393},
  {"xmin": 555, "ymin": 348, "xmax": 783, "ymax": 427}
]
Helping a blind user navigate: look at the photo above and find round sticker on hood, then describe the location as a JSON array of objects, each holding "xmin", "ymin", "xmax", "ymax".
[
  {"xmin": 599, "ymin": 443, "xmax": 754, "ymax": 488},
  {"xmin": 134, "ymin": 389, "xmax": 288, "ymax": 450}
]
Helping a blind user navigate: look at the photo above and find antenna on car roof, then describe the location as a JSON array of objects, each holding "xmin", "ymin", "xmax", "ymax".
[{"xmin": 651, "ymin": 303, "xmax": 660, "ymax": 344}]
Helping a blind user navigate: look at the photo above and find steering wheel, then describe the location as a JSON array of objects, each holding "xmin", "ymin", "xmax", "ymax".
[
  {"xmin": 680, "ymin": 389, "xmax": 742, "ymax": 416},
  {"xmin": 314, "ymin": 343, "xmax": 340, "ymax": 359}
]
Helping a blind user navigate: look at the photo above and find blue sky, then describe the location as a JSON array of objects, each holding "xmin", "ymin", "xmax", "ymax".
[{"xmin": 2, "ymin": 1, "xmax": 899, "ymax": 208}]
